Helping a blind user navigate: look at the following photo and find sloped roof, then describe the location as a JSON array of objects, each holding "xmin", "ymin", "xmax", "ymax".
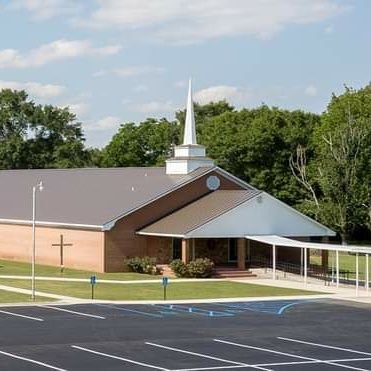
[
  {"xmin": 0, "ymin": 166, "xmax": 217, "ymax": 228},
  {"xmin": 138, "ymin": 190, "xmax": 261, "ymax": 237}
]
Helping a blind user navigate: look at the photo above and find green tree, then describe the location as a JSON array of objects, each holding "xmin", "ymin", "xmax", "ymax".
[
  {"xmin": 291, "ymin": 86, "xmax": 371, "ymax": 242},
  {"xmin": 198, "ymin": 105, "xmax": 320, "ymax": 206},
  {"xmin": 314, "ymin": 86, "xmax": 371, "ymax": 241},
  {"xmin": 102, "ymin": 118, "xmax": 180, "ymax": 167},
  {"xmin": 0, "ymin": 89, "xmax": 90, "ymax": 169}
]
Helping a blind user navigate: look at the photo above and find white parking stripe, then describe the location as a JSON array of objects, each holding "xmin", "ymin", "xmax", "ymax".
[
  {"xmin": 278, "ymin": 337, "xmax": 371, "ymax": 356},
  {"xmin": 38, "ymin": 305, "xmax": 105, "ymax": 319},
  {"xmin": 0, "ymin": 309, "xmax": 43, "ymax": 322},
  {"xmin": 174, "ymin": 358, "xmax": 371, "ymax": 371},
  {"xmin": 214, "ymin": 339, "xmax": 368, "ymax": 371},
  {"xmin": 258, "ymin": 358, "xmax": 371, "ymax": 367},
  {"xmin": 0, "ymin": 350, "xmax": 66, "ymax": 370},
  {"xmin": 71, "ymin": 345, "xmax": 169, "ymax": 370},
  {"xmin": 145, "ymin": 342, "xmax": 272, "ymax": 371}
]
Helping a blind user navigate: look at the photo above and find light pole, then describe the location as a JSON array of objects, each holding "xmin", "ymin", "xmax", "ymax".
[{"xmin": 31, "ymin": 181, "xmax": 44, "ymax": 300}]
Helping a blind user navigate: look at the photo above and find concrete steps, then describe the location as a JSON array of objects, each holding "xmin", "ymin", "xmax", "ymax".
[{"xmin": 213, "ymin": 267, "xmax": 257, "ymax": 279}]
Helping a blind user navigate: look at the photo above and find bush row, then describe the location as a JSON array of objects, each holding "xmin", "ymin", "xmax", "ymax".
[
  {"xmin": 170, "ymin": 258, "xmax": 214, "ymax": 278},
  {"xmin": 125, "ymin": 256, "xmax": 158, "ymax": 275}
]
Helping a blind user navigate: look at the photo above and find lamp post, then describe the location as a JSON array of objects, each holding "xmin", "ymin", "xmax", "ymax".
[{"xmin": 31, "ymin": 181, "xmax": 43, "ymax": 301}]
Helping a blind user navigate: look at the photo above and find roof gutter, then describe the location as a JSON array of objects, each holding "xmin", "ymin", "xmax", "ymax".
[{"xmin": 0, "ymin": 218, "xmax": 102, "ymax": 231}]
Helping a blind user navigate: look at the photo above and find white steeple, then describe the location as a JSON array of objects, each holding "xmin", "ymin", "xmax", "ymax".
[
  {"xmin": 183, "ymin": 79, "xmax": 197, "ymax": 145},
  {"xmin": 166, "ymin": 79, "xmax": 214, "ymax": 175}
]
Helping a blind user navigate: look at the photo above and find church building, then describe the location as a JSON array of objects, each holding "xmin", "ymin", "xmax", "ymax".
[{"xmin": 0, "ymin": 82, "xmax": 335, "ymax": 272}]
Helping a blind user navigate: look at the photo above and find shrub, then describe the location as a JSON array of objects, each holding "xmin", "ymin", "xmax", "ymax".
[
  {"xmin": 170, "ymin": 258, "xmax": 215, "ymax": 278},
  {"xmin": 125, "ymin": 256, "xmax": 157, "ymax": 274},
  {"xmin": 188, "ymin": 258, "xmax": 214, "ymax": 278},
  {"xmin": 169, "ymin": 259, "xmax": 188, "ymax": 278}
]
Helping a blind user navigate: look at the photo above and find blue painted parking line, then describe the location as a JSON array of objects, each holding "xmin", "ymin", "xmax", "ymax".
[
  {"xmin": 153, "ymin": 304, "xmax": 235, "ymax": 317},
  {"xmin": 214, "ymin": 300, "xmax": 312, "ymax": 315}
]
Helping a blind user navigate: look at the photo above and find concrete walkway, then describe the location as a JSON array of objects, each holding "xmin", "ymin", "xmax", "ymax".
[
  {"xmin": 0, "ymin": 275, "xmax": 222, "ymax": 284},
  {"xmin": 0, "ymin": 274, "xmax": 370, "ymax": 307}
]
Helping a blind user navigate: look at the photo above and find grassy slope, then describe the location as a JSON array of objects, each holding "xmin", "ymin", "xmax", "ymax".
[
  {"xmin": 311, "ymin": 253, "xmax": 371, "ymax": 278},
  {"xmin": 0, "ymin": 289, "xmax": 51, "ymax": 303},
  {"xmin": 0, "ymin": 279, "xmax": 322, "ymax": 300},
  {"xmin": 0, "ymin": 259, "xmax": 156, "ymax": 280}
]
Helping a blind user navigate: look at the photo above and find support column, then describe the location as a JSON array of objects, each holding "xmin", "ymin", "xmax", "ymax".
[
  {"xmin": 321, "ymin": 250, "xmax": 329, "ymax": 269},
  {"xmin": 304, "ymin": 247, "xmax": 308, "ymax": 285},
  {"xmin": 366, "ymin": 254, "xmax": 369, "ymax": 293},
  {"xmin": 237, "ymin": 239, "xmax": 246, "ymax": 270},
  {"xmin": 272, "ymin": 244, "xmax": 276, "ymax": 280},
  {"xmin": 356, "ymin": 253, "xmax": 359, "ymax": 297},
  {"xmin": 181, "ymin": 239, "xmax": 190, "ymax": 264},
  {"xmin": 336, "ymin": 250, "xmax": 339, "ymax": 288}
]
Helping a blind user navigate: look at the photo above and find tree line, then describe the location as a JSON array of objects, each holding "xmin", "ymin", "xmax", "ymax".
[{"xmin": 0, "ymin": 86, "xmax": 370, "ymax": 242}]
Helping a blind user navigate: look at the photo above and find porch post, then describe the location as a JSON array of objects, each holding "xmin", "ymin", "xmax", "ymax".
[
  {"xmin": 366, "ymin": 254, "xmax": 369, "ymax": 292},
  {"xmin": 356, "ymin": 253, "xmax": 359, "ymax": 296},
  {"xmin": 181, "ymin": 239, "xmax": 190, "ymax": 264},
  {"xmin": 237, "ymin": 239, "xmax": 246, "ymax": 270},
  {"xmin": 272, "ymin": 244, "xmax": 276, "ymax": 280},
  {"xmin": 321, "ymin": 250, "xmax": 329, "ymax": 270},
  {"xmin": 304, "ymin": 247, "xmax": 308, "ymax": 285},
  {"xmin": 336, "ymin": 250, "xmax": 339, "ymax": 288}
]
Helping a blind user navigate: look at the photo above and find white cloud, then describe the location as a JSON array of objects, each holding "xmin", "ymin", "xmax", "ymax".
[
  {"xmin": 61, "ymin": 102, "xmax": 90, "ymax": 117},
  {"xmin": 304, "ymin": 85, "xmax": 318, "ymax": 97},
  {"xmin": 0, "ymin": 80, "xmax": 65, "ymax": 98},
  {"xmin": 325, "ymin": 25, "xmax": 334, "ymax": 34},
  {"xmin": 114, "ymin": 66, "xmax": 164, "ymax": 78},
  {"xmin": 0, "ymin": 39, "xmax": 121, "ymax": 69},
  {"xmin": 80, "ymin": 0, "xmax": 349, "ymax": 43},
  {"xmin": 194, "ymin": 85, "xmax": 252, "ymax": 105},
  {"xmin": 131, "ymin": 101, "xmax": 177, "ymax": 113},
  {"xmin": 134, "ymin": 84, "xmax": 149, "ymax": 93},
  {"xmin": 9, "ymin": 0, "xmax": 82, "ymax": 20},
  {"xmin": 85, "ymin": 116, "xmax": 121, "ymax": 132},
  {"xmin": 92, "ymin": 69, "xmax": 108, "ymax": 78}
]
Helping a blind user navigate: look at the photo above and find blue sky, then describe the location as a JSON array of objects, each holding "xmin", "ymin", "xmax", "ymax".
[{"xmin": 0, "ymin": 0, "xmax": 370, "ymax": 147}]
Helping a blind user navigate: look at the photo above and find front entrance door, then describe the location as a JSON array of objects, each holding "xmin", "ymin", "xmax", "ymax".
[{"xmin": 228, "ymin": 239, "xmax": 238, "ymax": 263}]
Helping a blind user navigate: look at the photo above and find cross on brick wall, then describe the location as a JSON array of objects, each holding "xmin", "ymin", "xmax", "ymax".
[{"xmin": 52, "ymin": 234, "xmax": 73, "ymax": 273}]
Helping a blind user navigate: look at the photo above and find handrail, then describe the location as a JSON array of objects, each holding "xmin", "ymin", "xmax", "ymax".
[{"xmin": 248, "ymin": 258, "xmax": 351, "ymax": 284}]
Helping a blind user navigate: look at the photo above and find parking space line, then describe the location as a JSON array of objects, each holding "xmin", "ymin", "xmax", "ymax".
[
  {"xmin": 96, "ymin": 304, "xmax": 163, "ymax": 318},
  {"xmin": 71, "ymin": 345, "xmax": 169, "ymax": 370},
  {"xmin": 0, "ymin": 349, "xmax": 66, "ymax": 370},
  {"xmin": 145, "ymin": 342, "xmax": 272, "ymax": 371},
  {"xmin": 174, "ymin": 357, "xmax": 371, "ymax": 371},
  {"xmin": 278, "ymin": 337, "xmax": 371, "ymax": 356},
  {"xmin": 154, "ymin": 304, "xmax": 234, "ymax": 317},
  {"xmin": 38, "ymin": 305, "xmax": 105, "ymax": 319},
  {"xmin": 214, "ymin": 339, "xmax": 369, "ymax": 371},
  {"xmin": 0, "ymin": 309, "xmax": 44, "ymax": 322}
]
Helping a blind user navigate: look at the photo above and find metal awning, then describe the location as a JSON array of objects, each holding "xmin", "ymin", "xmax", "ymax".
[
  {"xmin": 246, "ymin": 235, "xmax": 371, "ymax": 254},
  {"xmin": 246, "ymin": 235, "xmax": 370, "ymax": 295}
]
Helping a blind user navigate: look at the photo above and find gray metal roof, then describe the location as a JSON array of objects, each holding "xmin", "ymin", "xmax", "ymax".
[
  {"xmin": 0, "ymin": 167, "xmax": 215, "ymax": 227},
  {"xmin": 138, "ymin": 190, "xmax": 261, "ymax": 237}
]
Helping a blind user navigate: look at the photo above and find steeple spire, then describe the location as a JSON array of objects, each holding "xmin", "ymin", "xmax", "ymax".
[
  {"xmin": 183, "ymin": 78, "xmax": 197, "ymax": 145},
  {"xmin": 165, "ymin": 78, "xmax": 214, "ymax": 174}
]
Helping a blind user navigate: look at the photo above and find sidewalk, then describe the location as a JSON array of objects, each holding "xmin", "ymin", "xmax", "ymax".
[{"xmin": 231, "ymin": 276, "xmax": 371, "ymax": 304}]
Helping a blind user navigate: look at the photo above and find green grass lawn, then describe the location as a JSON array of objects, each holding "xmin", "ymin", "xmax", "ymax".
[
  {"xmin": 0, "ymin": 289, "xmax": 51, "ymax": 303},
  {"xmin": 0, "ymin": 259, "xmax": 156, "ymax": 281},
  {"xmin": 311, "ymin": 253, "xmax": 371, "ymax": 279},
  {"xmin": 0, "ymin": 279, "xmax": 322, "ymax": 300}
]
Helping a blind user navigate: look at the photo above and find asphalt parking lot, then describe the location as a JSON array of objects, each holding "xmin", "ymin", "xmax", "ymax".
[{"xmin": 0, "ymin": 299, "xmax": 370, "ymax": 370}]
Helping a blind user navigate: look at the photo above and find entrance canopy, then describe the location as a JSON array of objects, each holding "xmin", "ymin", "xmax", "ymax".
[{"xmin": 246, "ymin": 235, "xmax": 371, "ymax": 254}]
